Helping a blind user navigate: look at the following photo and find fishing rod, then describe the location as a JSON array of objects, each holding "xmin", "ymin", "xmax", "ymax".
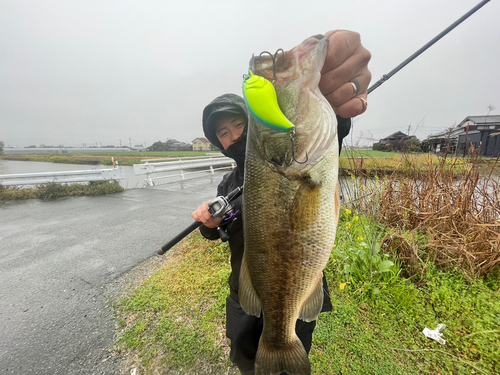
[
  {"xmin": 368, "ymin": 0, "xmax": 491, "ymax": 94},
  {"xmin": 156, "ymin": 0, "xmax": 490, "ymax": 256},
  {"xmin": 157, "ymin": 185, "xmax": 243, "ymax": 255}
]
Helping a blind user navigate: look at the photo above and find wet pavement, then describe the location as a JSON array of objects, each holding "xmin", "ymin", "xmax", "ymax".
[{"xmin": 0, "ymin": 174, "xmax": 224, "ymax": 374}]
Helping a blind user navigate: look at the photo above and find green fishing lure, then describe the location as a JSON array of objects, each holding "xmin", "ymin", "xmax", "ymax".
[{"xmin": 242, "ymin": 70, "xmax": 294, "ymax": 133}]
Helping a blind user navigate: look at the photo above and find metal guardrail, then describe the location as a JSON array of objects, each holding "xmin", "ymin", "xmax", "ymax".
[
  {"xmin": 133, "ymin": 156, "xmax": 235, "ymax": 186},
  {"xmin": 0, "ymin": 167, "xmax": 126, "ymax": 186}
]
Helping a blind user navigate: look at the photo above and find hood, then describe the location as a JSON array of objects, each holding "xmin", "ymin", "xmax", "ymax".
[{"xmin": 202, "ymin": 94, "xmax": 249, "ymax": 150}]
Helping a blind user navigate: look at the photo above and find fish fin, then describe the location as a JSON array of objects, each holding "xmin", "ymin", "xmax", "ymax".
[
  {"xmin": 255, "ymin": 335, "xmax": 311, "ymax": 375},
  {"xmin": 238, "ymin": 255, "xmax": 262, "ymax": 317},
  {"xmin": 298, "ymin": 275, "xmax": 324, "ymax": 322}
]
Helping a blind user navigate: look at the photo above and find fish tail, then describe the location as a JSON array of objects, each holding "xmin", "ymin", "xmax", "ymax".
[{"xmin": 255, "ymin": 336, "xmax": 311, "ymax": 375}]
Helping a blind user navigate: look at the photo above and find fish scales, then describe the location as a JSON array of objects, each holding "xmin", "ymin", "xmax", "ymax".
[{"xmin": 240, "ymin": 35, "xmax": 340, "ymax": 375}]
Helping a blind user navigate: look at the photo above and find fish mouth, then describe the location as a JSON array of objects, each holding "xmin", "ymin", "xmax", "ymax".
[
  {"xmin": 247, "ymin": 35, "xmax": 336, "ymax": 170},
  {"xmin": 309, "ymin": 34, "xmax": 325, "ymax": 41}
]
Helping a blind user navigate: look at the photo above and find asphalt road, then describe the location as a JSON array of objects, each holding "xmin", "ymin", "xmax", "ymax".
[{"xmin": 0, "ymin": 174, "xmax": 224, "ymax": 375}]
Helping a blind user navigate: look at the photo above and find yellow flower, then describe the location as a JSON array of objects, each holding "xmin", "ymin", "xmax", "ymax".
[
  {"xmin": 345, "ymin": 209, "xmax": 351, "ymax": 215},
  {"xmin": 358, "ymin": 236, "xmax": 363, "ymax": 242},
  {"xmin": 345, "ymin": 222, "xmax": 352, "ymax": 228},
  {"xmin": 333, "ymin": 244, "xmax": 336, "ymax": 248},
  {"xmin": 354, "ymin": 216, "xmax": 359, "ymax": 221}
]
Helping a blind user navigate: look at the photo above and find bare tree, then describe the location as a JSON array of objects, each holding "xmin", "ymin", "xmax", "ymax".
[{"xmin": 486, "ymin": 104, "xmax": 496, "ymax": 116}]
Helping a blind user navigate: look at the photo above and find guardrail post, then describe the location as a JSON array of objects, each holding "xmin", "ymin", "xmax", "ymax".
[
  {"xmin": 132, "ymin": 155, "xmax": 235, "ymax": 186},
  {"xmin": 146, "ymin": 172, "xmax": 154, "ymax": 187}
]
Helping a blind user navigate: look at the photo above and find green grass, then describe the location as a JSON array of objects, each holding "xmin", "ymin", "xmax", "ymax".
[
  {"xmin": 0, "ymin": 180, "xmax": 124, "ymax": 200},
  {"xmin": 113, "ymin": 210, "xmax": 500, "ymax": 374},
  {"xmin": 0, "ymin": 151, "xmax": 215, "ymax": 166},
  {"xmin": 114, "ymin": 234, "xmax": 233, "ymax": 373},
  {"xmin": 314, "ymin": 210, "xmax": 500, "ymax": 375},
  {"xmin": 311, "ymin": 271, "xmax": 500, "ymax": 375},
  {"xmin": 343, "ymin": 148, "xmax": 399, "ymax": 158}
]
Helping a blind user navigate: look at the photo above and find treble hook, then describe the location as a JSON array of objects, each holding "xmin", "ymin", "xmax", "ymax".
[
  {"xmin": 285, "ymin": 129, "xmax": 308, "ymax": 166},
  {"xmin": 258, "ymin": 49, "xmax": 285, "ymax": 83}
]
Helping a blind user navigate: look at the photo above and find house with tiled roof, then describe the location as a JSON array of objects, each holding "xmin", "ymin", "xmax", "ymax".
[
  {"xmin": 427, "ymin": 115, "xmax": 500, "ymax": 156},
  {"xmin": 379, "ymin": 131, "xmax": 417, "ymax": 145}
]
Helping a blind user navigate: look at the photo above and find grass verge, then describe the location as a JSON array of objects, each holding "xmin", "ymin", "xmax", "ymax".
[
  {"xmin": 317, "ymin": 209, "xmax": 500, "ymax": 375},
  {"xmin": 0, "ymin": 180, "xmax": 124, "ymax": 200},
  {"xmin": 114, "ymin": 233, "xmax": 233, "ymax": 374},
  {"xmin": 113, "ymin": 151, "xmax": 499, "ymax": 374},
  {"xmin": 114, "ymin": 211, "xmax": 500, "ymax": 374}
]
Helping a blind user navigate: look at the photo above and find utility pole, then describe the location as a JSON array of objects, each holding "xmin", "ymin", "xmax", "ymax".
[{"xmin": 129, "ymin": 138, "xmax": 132, "ymax": 149}]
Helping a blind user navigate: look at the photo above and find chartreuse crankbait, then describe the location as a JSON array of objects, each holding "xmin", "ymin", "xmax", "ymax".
[{"xmin": 242, "ymin": 70, "xmax": 294, "ymax": 133}]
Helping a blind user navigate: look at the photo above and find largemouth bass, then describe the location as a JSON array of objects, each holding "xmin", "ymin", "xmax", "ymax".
[{"xmin": 240, "ymin": 35, "xmax": 340, "ymax": 375}]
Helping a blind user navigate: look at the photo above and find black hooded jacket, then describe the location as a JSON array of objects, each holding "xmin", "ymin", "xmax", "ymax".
[{"xmin": 200, "ymin": 93, "xmax": 351, "ymax": 310}]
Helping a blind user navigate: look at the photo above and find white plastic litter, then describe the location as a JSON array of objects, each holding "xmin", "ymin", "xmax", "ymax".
[{"xmin": 422, "ymin": 324, "xmax": 447, "ymax": 345}]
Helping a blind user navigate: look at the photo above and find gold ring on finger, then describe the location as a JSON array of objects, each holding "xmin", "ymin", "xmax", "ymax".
[{"xmin": 357, "ymin": 97, "xmax": 368, "ymax": 114}]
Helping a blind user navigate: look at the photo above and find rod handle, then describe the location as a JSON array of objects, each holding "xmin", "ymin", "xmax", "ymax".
[{"xmin": 157, "ymin": 221, "xmax": 202, "ymax": 255}]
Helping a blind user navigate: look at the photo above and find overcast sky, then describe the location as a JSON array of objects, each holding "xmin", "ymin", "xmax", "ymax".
[{"xmin": 1, "ymin": 0, "xmax": 499, "ymax": 148}]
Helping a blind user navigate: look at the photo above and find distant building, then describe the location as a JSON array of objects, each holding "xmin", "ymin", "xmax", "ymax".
[
  {"xmin": 169, "ymin": 141, "xmax": 191, "ymax": 150},
  {"xmin": 146, "ymin": 139, "xmax": 191, "ymax": 151},
  {"xmin": 192, "ymin": 138, "xmax": 213, "ymax": 151},
  {"xmin": 427, "ymin": 115, "xmax": 500, "ymax": 156},
  {"xmin": 133, "ymin": 144, "xmax": 146, "ymax": 151},
  {"xmin": 372, "ymin": 131, "xmax": 418, "ymax": 151},
  {"xmin": 378, "ymin": 131, "xmax": 417, "ymax": 145}
]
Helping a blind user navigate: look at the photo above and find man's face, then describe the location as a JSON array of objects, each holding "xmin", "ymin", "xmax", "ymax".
[{"xmin": 215, "ymin": 114, "xmax": 246, "ymax": 150}]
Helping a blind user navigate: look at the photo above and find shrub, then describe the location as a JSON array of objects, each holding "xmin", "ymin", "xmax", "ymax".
[
  {"xmin": 0, "ymin": 181, "xmax": 124, "ymax": 200},
  {"xmin": 343, "ymin": 152, "xmax": 500, "ymax": 276}
]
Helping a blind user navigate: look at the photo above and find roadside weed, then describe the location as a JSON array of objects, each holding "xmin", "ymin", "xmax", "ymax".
[
  {"xmin": 329, "ymin": 209, "xmax": 400, "ymax": 298},
  {"xmin": 114, "ymin": 233, "xmax": 232, "ymax": 373}
]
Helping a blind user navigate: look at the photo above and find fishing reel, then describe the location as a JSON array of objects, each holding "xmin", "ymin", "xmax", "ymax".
[
  {"xmin": 207, "ymin": 186, "xmax": 243, "ymax": 242},
  {"xmin": 208, "ymin": 195, "xmax": 233, "ymax": 219}
]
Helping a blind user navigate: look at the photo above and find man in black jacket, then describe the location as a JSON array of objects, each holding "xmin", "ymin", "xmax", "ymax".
[{"xmin": 192, "ymin": 30, "xmax": 371, "ymax": 374}]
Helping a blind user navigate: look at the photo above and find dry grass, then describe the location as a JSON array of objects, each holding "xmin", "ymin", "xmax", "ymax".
[
  {"xmin": 349, "ymin": 152, "xmax": 500, "ymax": 276},
  {"xmin": 340, "ymin": 152, "xmax": 451, "ymax": 177}
]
